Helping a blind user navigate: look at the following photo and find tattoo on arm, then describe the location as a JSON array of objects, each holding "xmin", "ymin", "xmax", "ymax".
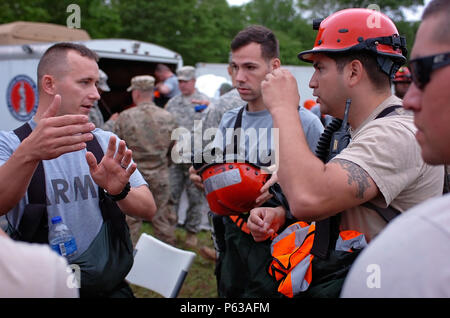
[{"xmin": 331, "ymin": 159, "xmax": 371, "ymax": 199}]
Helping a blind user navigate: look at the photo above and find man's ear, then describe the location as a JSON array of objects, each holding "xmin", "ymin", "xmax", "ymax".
[
  {"xmin": 346, "ymin": 59, "xmax": 364, "ymax": 88},
  {"xmin": 41, "ymin": 75, "xmax": 56, "ymax": 95},
  {"xmin": 271, "ymin": 58, "xmax": 281, "ymax": 70}
]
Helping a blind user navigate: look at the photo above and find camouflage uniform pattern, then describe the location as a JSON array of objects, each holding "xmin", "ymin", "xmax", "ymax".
[
  {"xmin": 201, "ymin": 88, "xmax": 245, "ymax": 148},
  {"xmin": 112, "ymin": 101, "xmax": 178, "ymax": 245},
  {"xmin": 88, "ymin": 102, "xmax": 116, "ymax": 131},
  {"xmin": 165, "ymin": 88, "xmax": 210, "ymax": 132},
  {"xmin": 89, "ymin": 103, "xmax": 105, "ymax": 128},
  {"xmin": 165, "ymin": 88, "xmax": 210, "ymax": 234},
  {"xmin": 202, "ymin": 88, "xmax": 245, "ymax": 129}
]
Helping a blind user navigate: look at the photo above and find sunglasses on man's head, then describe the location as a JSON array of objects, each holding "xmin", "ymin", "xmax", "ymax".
[{"xmin": 409, "ymin": 52, "xmax": 450, "ymax": 89}]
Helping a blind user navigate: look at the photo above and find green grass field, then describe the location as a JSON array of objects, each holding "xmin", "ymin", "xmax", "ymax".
[{"xmin": 130, "ymin": 222, "xmax": 219, "ymax": 298}]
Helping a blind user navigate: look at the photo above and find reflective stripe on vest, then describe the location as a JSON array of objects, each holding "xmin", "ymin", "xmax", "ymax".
[
  {"xmin": 269, "ymin": 222, "xmax": 315, "ymax": 298},
  {"xmin": 335, "ymin": 230, "xmax": 367, "ymax": 252}
]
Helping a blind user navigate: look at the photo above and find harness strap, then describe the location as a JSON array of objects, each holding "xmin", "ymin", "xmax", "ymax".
[
  {"xmin": 232, "ymin": 106, "xmax": 245, "ymax": 155},
  {"xmin": 13, "ymin": 123, "xmax": 46, "ymax": 204},
  {"xmin": 361, "ymin": 201, "xmax": 401, "ymax": 223},
  {"xmin": 374, "ymin": 105, "xmax": 402, "ymax": 119},
  {"xmin": 228, "ymin": 106, "xmax": 255, "ymax": 236},
  {"xmin": 12, "ymin": 123, "xmax": 48, "ymax": 243}
]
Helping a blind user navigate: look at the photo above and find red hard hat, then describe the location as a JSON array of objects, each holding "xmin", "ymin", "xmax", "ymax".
[
  {"xmin": 393, "ymin": 66, "xmax": 412, "ymax": 83},
  {"xmin": 298, "ymin": 8, "xmax": 407, "ymax": 76},
  {"xmin": 303, "ymin": 99, "xmax": 316, "ymax": 110},
  {"xmin": 199, "ymin": 162, "xmax": 270, "ymax": 216}
]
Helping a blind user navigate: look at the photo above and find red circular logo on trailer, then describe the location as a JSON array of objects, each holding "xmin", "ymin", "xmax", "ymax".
[{"xmin": 6, "ymin": 75, "xmax": 38, "ymax": 121}]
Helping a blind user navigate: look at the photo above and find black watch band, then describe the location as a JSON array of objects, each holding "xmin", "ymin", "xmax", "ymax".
[{"xmin": 104, "ymin": 182, "xmax": 131, "ymax": 201}]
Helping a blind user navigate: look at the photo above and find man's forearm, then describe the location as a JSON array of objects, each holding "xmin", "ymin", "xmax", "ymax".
[
  {"xmin": 116, "ymin": 185, "xmax": 156, "ymax": 221},
  {"xmin": 271, "ymin": 108, "xmax": 330, "ymax": 220}
]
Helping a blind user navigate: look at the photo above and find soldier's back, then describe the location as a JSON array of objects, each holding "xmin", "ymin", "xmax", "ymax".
[{"xmin": 113, "ymin": 102, "xmax": 177, "ymax": 170}]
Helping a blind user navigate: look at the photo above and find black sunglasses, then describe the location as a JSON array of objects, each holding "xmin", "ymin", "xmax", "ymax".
[{"xmin": 409, "ymin": 51, "xmax": 450, "ymax": 89}]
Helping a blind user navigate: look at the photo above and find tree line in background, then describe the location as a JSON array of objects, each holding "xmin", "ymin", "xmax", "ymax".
[{"xmin": 0, "ymin": 0, "xmax": 424, "ymax": 66}]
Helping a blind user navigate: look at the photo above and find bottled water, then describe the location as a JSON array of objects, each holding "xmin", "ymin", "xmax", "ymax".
[{"xmin": 48, "ymin": 216, "xmax": 78, "ymax": 262}]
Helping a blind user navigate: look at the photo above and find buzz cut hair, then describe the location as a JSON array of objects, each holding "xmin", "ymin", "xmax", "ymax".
[{"xmin": 37, "ymin": 42, "xmax": 98, "ymax": 89}]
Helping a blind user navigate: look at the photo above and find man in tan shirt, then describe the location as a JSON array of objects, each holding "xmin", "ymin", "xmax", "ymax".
[{"xmin": 247, "ymin": 8, "xmax": 444, "ymax": 297}]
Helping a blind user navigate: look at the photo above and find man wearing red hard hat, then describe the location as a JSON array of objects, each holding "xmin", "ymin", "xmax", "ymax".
[
  {"xmin": 248, "ymin": 7, "xmax": 444, "ymax": 297},
  {"xmin": 393, "ymin": 66, "xmax": 412, "ymax": 98}
]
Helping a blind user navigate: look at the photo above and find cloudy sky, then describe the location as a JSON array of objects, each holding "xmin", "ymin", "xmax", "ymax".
[{"xmin": 226, "ymin": 0, "xmax": 432, "ymax": 21}]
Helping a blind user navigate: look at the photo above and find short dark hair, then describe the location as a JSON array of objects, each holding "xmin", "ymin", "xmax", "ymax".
[
  {"xmin": 326, "ymin": 51, "xmax": 391, "ymax": 91},
  {"xmin": 422, "ymin": 0, "xmax": 450, "ymax": 44},
  {"xmin": 37, "ymin": 42, "xmax": 98, "ymax": 88},
  {"xmin": 231, "ymin": 25, "xmax": 279, "ymax": 61},
  {"xmin": 155, "ymin": 63, "xmax": 171, "ymax": 73}
]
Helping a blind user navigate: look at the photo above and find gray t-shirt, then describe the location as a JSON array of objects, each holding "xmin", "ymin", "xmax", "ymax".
[
  {"xmin": 0, "ymin": 119, "xmax": 147, "ymax": 255},
  {"xmin": 208, "ymin": 106, "xmax": 323, "ymax": 166}
]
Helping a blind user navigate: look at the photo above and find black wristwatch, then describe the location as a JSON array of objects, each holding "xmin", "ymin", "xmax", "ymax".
[{"xmin": 104, "ymin": 182, "xmax": 131, "ymax": 201}]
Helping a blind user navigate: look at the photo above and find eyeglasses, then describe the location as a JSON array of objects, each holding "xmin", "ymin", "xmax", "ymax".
[{"xmin": 409, "ymin": 52, "xmax": 450, "ymax": 89}]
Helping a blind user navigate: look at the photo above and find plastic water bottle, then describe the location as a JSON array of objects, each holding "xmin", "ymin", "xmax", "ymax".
[{"xmin": 49, "ymin": 216, "xmax": 78, "ymax": 262}]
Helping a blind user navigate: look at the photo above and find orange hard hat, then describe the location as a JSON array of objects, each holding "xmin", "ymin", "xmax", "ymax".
[
  {"xmin": 393, "ymin": 66, "xmax": 412, "ymax": 83},
  {"xmin": 199, "ymin": 161, "xmax": 269, "ymax": 216},
  {"xmin": 303, "ymin": 99, "xmax": 316, "ymax": 110},
  {"xmin": 298, "ymin": 8, "xmax": 407, "ymax": 77}
]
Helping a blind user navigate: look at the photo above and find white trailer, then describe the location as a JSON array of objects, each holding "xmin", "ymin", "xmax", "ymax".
[{"xmin": 0, "ymin": 21, "xmax": 183, "ymax": 131}]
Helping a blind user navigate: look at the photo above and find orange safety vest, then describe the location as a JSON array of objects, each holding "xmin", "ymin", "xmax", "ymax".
[{"xmin": 268, "ymin": 221, "xmax": 367, "ymax": 298}]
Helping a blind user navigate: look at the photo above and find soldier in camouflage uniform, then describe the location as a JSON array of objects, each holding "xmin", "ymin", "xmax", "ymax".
[
  {"xmin": 89, "ymin": 69, "xmax": 118, "ymax": 131},
  {"xmin": 202, "ymin": 88, "xmax": 244, "ymax": 142},
  {"xmin": 113, "ymin": 75, "xmax": 178, "ymax": 246},
  {"xmin": 165, "ymin": 66, "xmax": 210, "ymax": 247}
]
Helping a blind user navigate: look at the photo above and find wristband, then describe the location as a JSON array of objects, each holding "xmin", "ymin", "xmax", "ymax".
[{"xmin": 104, "ymin": 182, "xmax": 130, "ymax": 201}]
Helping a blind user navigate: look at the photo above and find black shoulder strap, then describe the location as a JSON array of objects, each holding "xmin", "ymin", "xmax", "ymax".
[
  {"xmin": 374, "ymin": 105, "xmax": 402, "ymax": 120},
  {"xmin": 12, "ymin": 123, "xmax": 48, "ymax": 243},
  {"xmin": 233, "ymin": 105, "xmax": 245, "ymax": 130},
  {"xmin": 86, "ymin": 137, "xmax": 104, "ymax": 165},
  {"xmin": 233, "ymin": 106, "xmax": 245, "ymax": 155},
  {"xmin": 85, "ymin": 136, "xmax": 110, "ymax": 222},
  {"xmin": 86, "ymin": 135, "xmax": 130, "ymax": 244},
  {"xmin": 361, "ymin": 201, "xmax": 401, "ymax": 223},
  {"xmin": 13, "ymin": 123, "xmax": 46, "ymax": 204}
]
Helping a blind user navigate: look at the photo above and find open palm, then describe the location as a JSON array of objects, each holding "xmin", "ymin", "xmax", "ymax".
[{"xmin": 86, "ymin": 136, "xmax": 136, "ymax": 195}]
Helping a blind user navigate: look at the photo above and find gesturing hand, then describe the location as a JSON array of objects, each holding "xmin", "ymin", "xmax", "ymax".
[
  {"xmin": 25, "ymin": 94, "xmax": 95, "ymax": 160},
  {"xmin": 189, "ymin": 165, "xmax": 204, "ymax": 190},
  {"xmin": 85, "ymin": 135, "xmax": 137, "ymax": 195},
  {"xmin": 261, "ymin": 68, "xmax": 300, "ymax": 114}
]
